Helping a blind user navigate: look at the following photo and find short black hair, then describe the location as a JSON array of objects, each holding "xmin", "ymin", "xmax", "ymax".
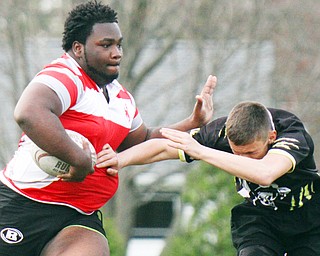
[{"xmin": 62, "ymin": 0, "xmax": 118, "ymax": 51}]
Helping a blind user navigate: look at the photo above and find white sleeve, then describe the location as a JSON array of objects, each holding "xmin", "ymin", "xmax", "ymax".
[{"xmin": 30, "ymin": 67, "xmax": 82, "ymax": 113}]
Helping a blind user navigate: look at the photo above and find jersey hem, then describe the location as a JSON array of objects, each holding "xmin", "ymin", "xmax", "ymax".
[{"xmin": 0, "ymin": 173, "xmax": 94, "ymax": 215}]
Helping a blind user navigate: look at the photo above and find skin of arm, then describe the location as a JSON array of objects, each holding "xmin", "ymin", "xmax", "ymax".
[
  {"xmin": 116, "ymin": 75, "xmax": 216, "ymax": 152},
  {"xmin": 96, "ymin": 138, "xmax": 178, "ymax": 176},
  {"xmin": 14, "ymin": 82, "xmax": 94, "ymax": 182}
]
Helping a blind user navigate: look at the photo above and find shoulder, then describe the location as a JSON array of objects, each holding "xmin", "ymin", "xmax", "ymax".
[
  {"xmin": 203, "ymin": 116, "xmax": 228, "ymax": 134},
  {"xmin": 193, "ymin": 116, "xmax": 228, "ymax": 147},
  {"xmin": 268, "ymin": 108, "xmax": 299, "ymax": 119},
  {"xmin": 269, "ymin": 108, "xmax": 314, "ymax": 162},
  {"xmin": 268, "ymin": 108, "xmax": 305, "ymax": 132}
]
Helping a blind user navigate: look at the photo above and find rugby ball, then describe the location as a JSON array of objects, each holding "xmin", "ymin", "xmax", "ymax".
[{"xmin": 31, "ymin": 130, "xmax": 97, "ymax": 177}]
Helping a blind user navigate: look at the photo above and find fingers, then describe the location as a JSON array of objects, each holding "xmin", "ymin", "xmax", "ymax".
[
  {"xmin": 161, "ymin": 127, "xmax": 187, "ymax": 137},
  {"xmin": 196, "ymin": 75, "xmax": 216, "ymax": 105},
  {"xmin": 196, "ymin": 75, "xmax": 216, "ymax": 103},
  {"xmin": 81, "ymin": 139, "xmax": 96, "ymax": 167},
  {"xmin": 96, "ymin": 144, "xmax": 117, "ymax": 167},
  {"xmin": 106, "ymin": 168, "xmax": 119, "ymax": 176},
  {"xmin": 190, "ymin": 75, "xmax": 217, "ymax": 127},
  {"xmin": 96, "ymin": 144, "xmax": 120, "ymax": 176},
  {"xmin": 102, "ymin": 143, "xmax": 112, "ymax": 150},
  {"xmin": 57, "ymin": 174, "xmax": 76, "ymax": 182},
  {"xmin": 160, "ymin": 128, "xmax": 197, "ymax": 150},
  {"xmin": 160, "ymin": 128, "xmax": 201, "ymax": 160},
  {"xmin": 57, "ymin": 168, "xmax": 88, "ymax": 182},
  {"xmin": 200, "ymin": 75, "xmax": 217, "ymax": 96},
  {"xmin": 58, "ymin": 143, "xmax": 119, "ymax": 181},
  {"xmin": 160, "ymin": 128, "xmax": 187, "ymax": 143}
]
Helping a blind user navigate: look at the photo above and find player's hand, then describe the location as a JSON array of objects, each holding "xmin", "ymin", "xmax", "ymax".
[
  {"xmin": 160, "ymin": 128, "xmax": 202, "ymax": 160},
  {"xmin": 190, "ymin": 75, "xmax": 217, "ymax": 127},
  {"xmin": 96, "ymin": 144, "xmax": 119, "ymax": 176},
  {"xmin": 57, "ymin": 139, "xmax": 95, "ymax": 182}
]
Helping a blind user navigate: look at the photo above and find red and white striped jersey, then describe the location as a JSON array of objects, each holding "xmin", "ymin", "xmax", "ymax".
[{"xmin": 0, "ymin": 53, "xmax": 143, "ymax": 214}]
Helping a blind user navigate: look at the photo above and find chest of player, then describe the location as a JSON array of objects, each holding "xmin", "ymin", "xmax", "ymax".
[{"xmin": 60, "ymin": 86, "xmax": 135, "ymax": 150}]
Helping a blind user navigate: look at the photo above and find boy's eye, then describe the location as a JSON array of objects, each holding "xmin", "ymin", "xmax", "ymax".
[{"xmin": 101, "ymin": 44, "xmax": 122, "ymax": 49}]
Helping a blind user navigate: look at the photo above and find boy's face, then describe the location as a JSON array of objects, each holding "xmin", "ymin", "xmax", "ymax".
[
  {"xmin": 228, "ymin": 130, "xmax": 277, "ymax": 159},
  {"xmin": 80, "ymin": 22, "xmax": 123, "ymax": 85},
  {"xmin": 228, "ymin": 139, "xmax": 270, "ymax": 159}
]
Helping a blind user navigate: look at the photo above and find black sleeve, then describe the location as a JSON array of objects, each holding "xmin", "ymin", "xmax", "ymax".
[
  {"xmin": 269, "ymin": 108, "xmax": 313, "ymax": 166},
  {"xmin": 182, "ymin": 116, "xmax": 232, "ymax": 163}
]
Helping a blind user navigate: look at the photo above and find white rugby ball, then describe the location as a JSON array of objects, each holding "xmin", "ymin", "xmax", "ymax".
[{"xmin": 31, "ymin": 130, "xmax": 97, "ymax": 177}]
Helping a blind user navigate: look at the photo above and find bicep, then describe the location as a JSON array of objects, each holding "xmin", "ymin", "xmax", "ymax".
[
  {"xmin": 15, "ymin": 82, "xmax": 62, "ymax": 120},
  {"xmin": 14, "ymin": 82, "xmax": 64, "ymax": 144}
]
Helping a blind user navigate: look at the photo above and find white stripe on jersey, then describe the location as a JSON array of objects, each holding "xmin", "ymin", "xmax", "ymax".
[
  {"xmin": 52, "ymin": 54, "xmax": 82, "ymax": 76},
  {"xmin": 69, "ymin": 87, "xmax": 108, "ymax": 118},
  {"xmin": 31, "ymin": 74, "xmax": 73, "ymax": 112}
]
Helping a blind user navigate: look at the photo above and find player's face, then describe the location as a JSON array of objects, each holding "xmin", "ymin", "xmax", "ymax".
[
  {"xmin": 83, "ymin": 22, "xmax": 123, "ymax": 86},
  {"xmin": 229, "ymin": 139, "xmax": 270, "ymax": 159}
]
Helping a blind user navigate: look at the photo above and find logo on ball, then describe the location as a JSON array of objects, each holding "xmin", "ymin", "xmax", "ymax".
[
  {"xmin": 30, "ymin": 129, "xmax": 97, "ymax": 177},
  {"xmin": 54, "ymin": 161, "xmax": 71, "ymax": 174}
]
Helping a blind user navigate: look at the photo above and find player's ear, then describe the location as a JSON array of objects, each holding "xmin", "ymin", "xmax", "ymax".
[
  {"xmin": 72, "ymin": 41, "xmax": 84, "ymax": 59},
  {"xmin": 268, "ymin": 130, "xmax": 277, "ymax": 144}
]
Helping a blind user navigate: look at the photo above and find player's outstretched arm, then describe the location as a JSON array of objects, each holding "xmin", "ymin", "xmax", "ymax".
[
  {"xmin": 96, "ymin": 139, "xmax": 179, "ymax": 176},
  {"xmin": 160, "ymin": 128, "xmax": 293, "ymax": 186}
]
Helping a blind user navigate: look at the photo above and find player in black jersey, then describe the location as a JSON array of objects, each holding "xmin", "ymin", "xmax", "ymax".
[{"xmin": 99, "ymin": 101, "xmax": 320, "ymax": 256}]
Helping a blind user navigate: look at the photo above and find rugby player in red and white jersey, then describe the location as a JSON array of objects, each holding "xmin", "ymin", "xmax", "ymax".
[{"xmin": 0, "ymin": 1, "xmax": 216, "ymax": 256}]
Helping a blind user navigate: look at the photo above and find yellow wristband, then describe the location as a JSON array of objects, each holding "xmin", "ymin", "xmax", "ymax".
[{"xmin": 178, "ymin": 149, "xmax": 186, "ymax": 162}]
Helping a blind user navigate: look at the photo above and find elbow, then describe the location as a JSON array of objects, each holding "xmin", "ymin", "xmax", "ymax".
[
  {"xmin": 254, "ymin": 172, "xmax": 276, "ymax": 187},
  {"xmin": 14, "ymin": 108, "xmax": 26, "ymax": 127},
  {"xmin": 14, "ymin": 106, "xmax": 35, "ymax": 130},
  {"xmin": 257, "ymin": 178, "xmax": 273, "ymax": 187}
]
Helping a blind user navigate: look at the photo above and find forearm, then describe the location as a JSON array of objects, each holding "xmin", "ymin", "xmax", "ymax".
[
  {"xmin": 15, "ymin": 108, "xmax": 91, "ymax": 169},
  {"xmin": 161, "ymin": 127, "xmax": 292, "ymax": 186},
  {"xmin": 195, "ymin": 145, "xmax": 290, "ymax": 186},
  {"xmin": 118, "ymin": 139, "xmax": 179, "ymax": 168}
]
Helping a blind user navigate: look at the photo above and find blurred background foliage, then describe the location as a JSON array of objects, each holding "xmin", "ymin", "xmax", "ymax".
[{"xmin": 162, "ymin": 163, "xmax": 242, "ymax": 255}]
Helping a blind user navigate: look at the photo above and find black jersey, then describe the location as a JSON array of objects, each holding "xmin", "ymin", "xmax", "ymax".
[{"xmin": 183, "ymin": 108, "xmax": 320, "ymax": 211}]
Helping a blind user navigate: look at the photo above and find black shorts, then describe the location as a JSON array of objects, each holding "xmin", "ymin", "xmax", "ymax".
[
  {"xmin": 231, "ymin": 196, "xmax": 320, "ymax": 255},
  {"xmin": 0, "ymin": 182, "xmax": 106, "ymax": 256}
]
